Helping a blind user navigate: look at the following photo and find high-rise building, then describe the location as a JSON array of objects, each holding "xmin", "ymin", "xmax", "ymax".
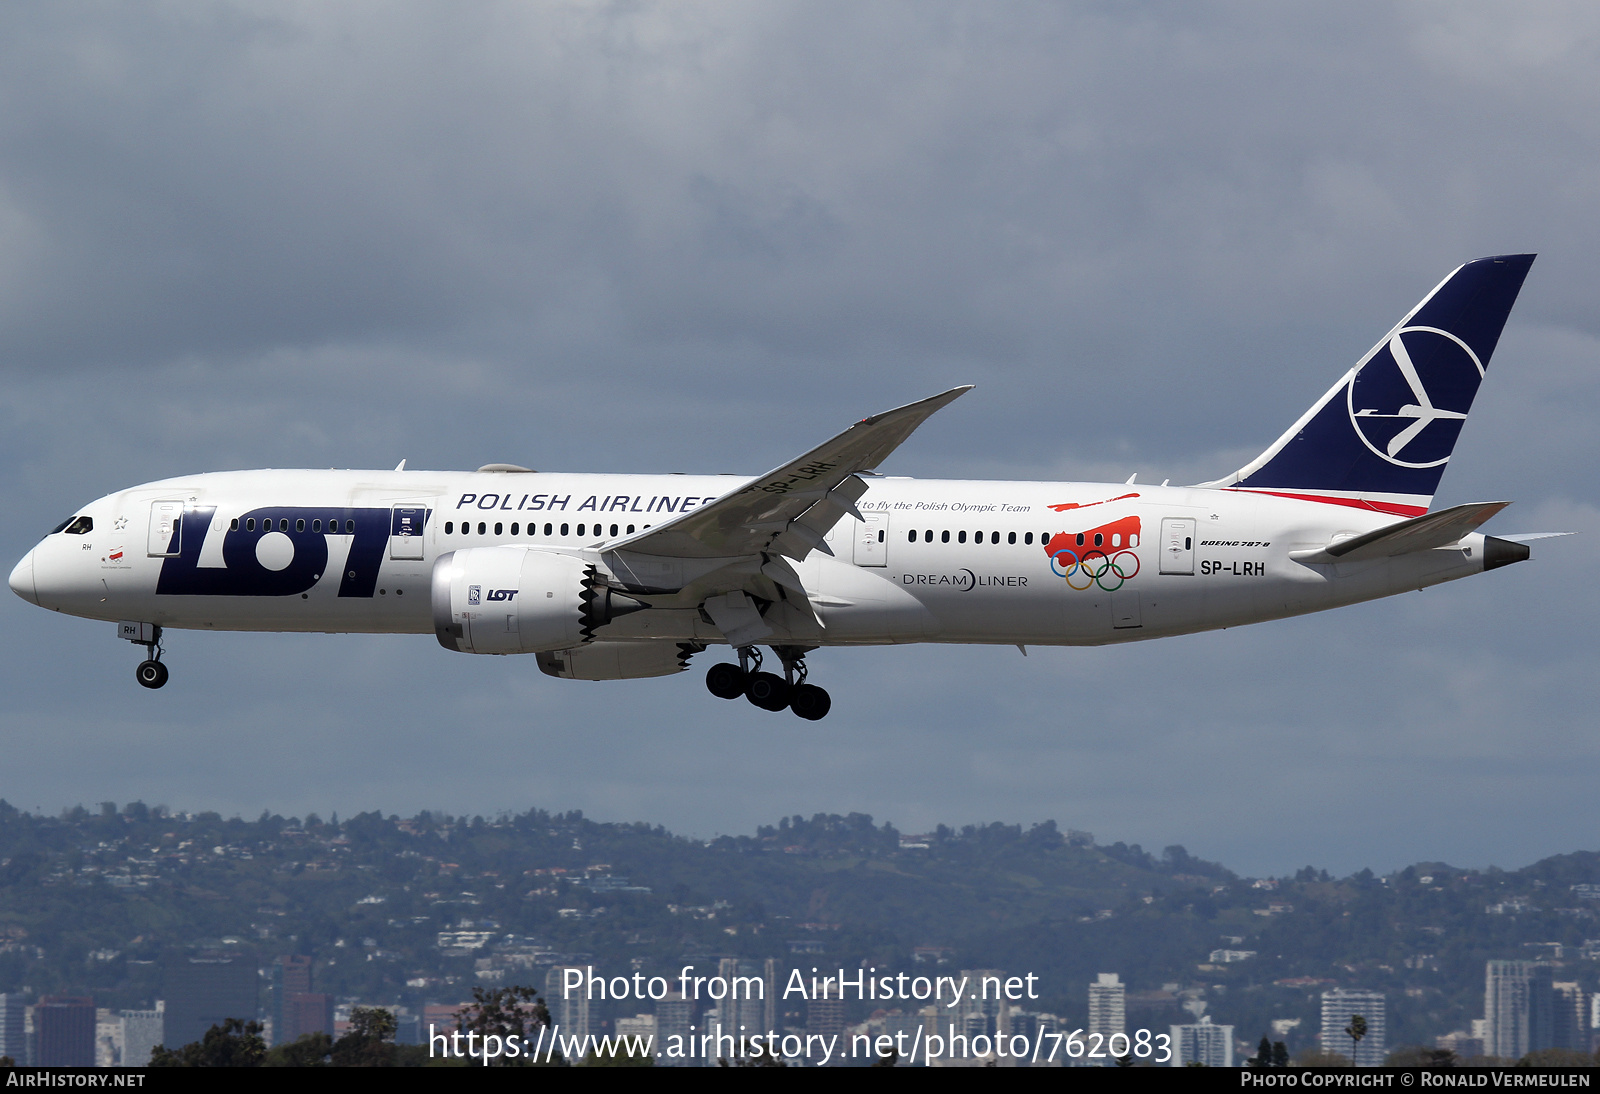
[
  {"xmin": 120, "ymin": 1006, "xmax": 165, "ymax": 1068},
  {"xmin": 715, "ymin": 958, "xmax": 770, "ymax": 1054},
  {"xmin": 1552, "ymin": 982, "xmax": 1587, "ymax": 1053},
  {"xmin": 807, "ymin": 980, "xmax": 845, "ymax": 1050},
  {"xmin": 35, "ymin": 997, "xmax": 96, "ymax": 1067},
  {"xmin": 163, "ymin": 956, "xmax": 258, "ymax": 1049},
  {"xmin": 1485, "ymin": 961, "xmax": 1553, "ymax": 1060},
  {"xmin": 283, "ymin": 994, "xmax": 333, "ymax": 1043},
  {"xmin": 0, "ymin": 993, "xmax": 27, "ymax": 1065},
  {"xmin": 543, "ymin": 966, "xmax": 590, "ymax": 1041},
  {"xmin": 1320, "ymin": 989, "xmax": 1387, "ymax": 1067},
  {"xmin": 1170, "ymin": 1016, "xmax": 1234, "ymax": 1067},
  {"xmin": 655, "ymin": 993, "xmax": 693, "ymax": 1068},
  {"xmin": 270, "ymin": 955, "xmax": 313, "ymax": 1046},
  {"xmin": 1088, "ymin": 974, "xmax": 1126, "ymax": 1043}
]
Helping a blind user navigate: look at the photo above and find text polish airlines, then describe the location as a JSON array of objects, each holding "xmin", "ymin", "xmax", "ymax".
[{"xmin": 10, "ymin": 255, "xmax": 1563, "ymax": 720}]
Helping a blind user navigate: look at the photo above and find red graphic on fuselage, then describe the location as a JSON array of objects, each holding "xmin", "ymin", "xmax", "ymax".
[
  {"xmin": 1048, "ymin": 492, "xmax": 1139, "ymax": 513},
  {"xmin": 1042, "ymin": 511, "xmax": 1142, "ymax": 591}
]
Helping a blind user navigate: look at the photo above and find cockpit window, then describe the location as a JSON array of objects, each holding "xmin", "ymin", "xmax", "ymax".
[{"xmin": 51, "ymin": 516, "xmax": 93, "ymax": 535}]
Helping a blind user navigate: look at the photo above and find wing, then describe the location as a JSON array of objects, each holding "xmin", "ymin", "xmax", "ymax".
[
  {"xmin": 596, "ymin": 387, "xmax": 970, "ymax": 647},
  {"xmin": 608, "ymin": 386, "xmax": 971, "ymax": 561}
]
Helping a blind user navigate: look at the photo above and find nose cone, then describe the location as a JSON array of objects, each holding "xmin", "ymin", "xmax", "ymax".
[{"xmin": 9, "ymin": 549, "xmax": 38, "ymax": 606}]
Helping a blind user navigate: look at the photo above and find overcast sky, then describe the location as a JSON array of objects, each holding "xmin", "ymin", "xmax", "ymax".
[{"xmin": 2, "ymin": 2, "xmax": 1596, "ymax": 877}]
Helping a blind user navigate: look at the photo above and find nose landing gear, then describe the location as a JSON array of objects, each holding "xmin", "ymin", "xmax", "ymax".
[
  {"xmin": 123, "ymin": 622, "xmax": 168, "ymax": 689},
  {"xmin": 703, "ymin": 645, "xmax": 830, "ymax": 719}
]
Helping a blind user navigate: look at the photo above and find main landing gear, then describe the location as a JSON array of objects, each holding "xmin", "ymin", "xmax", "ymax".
[
  {"xmin": 705, "ymin": 645, "xmax": 831, "ymax": 720},
  {"xmin": 127, "ymin": 623, "xmax": 168, "ymax": 689}
]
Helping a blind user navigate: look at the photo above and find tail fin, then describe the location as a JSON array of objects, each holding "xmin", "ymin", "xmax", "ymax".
[{"xmin": 1197, "ymin": 254, "xmax": 1535, "ymax": 516}]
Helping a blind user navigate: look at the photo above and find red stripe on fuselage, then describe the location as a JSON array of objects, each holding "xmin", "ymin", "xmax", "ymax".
[{"xmin": 1227, "ymin": 489, "xmax": 1427, "ymax": 517}]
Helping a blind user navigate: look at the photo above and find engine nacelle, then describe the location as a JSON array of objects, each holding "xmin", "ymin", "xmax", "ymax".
[{"xmin": 431, "ymin": 547, "xmax": 643, "ymax": 655}]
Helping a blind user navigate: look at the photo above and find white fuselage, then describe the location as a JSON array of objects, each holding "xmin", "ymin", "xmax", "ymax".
[{"xmin": 12, "ymin": 468, "xmax": 1491, "ymax": 649}]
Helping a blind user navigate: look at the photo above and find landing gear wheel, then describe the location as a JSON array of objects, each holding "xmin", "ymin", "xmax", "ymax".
[
  {"xmin": 135, "ymin": 660, "xmax": 168, "ymax": 690},
  {"xmin": 789, "ymin": 684, "xmax": 831, "ymax": 721},
  {"xmin": 706, "ymin": 663, "xmax": 747, "ymax": 700},
  {"xmin": 745, "ymin": 672, "xmax": 790, "ymax": 712}
]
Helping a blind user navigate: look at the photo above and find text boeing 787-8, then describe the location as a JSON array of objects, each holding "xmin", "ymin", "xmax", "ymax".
[{"xmin": 10, "ymin": 254, "xmax": 1562, "ymax": 720}]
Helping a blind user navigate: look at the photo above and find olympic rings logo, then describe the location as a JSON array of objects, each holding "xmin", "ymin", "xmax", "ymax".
[{"xmin": 1050, "ymin": 548, "xmax": 1140, "ymax": 591}]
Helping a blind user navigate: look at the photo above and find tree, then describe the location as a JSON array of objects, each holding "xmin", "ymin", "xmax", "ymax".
[
  {"xmin": 331, "ymin": 1008, "xmax": 401, "ymax": 1068},
  {"xmin": 263, "ymin": 1032, "xmax": 332, "ymax": 1067},
  {"xmin": 1249, "ymin": 1036, "xmax": 1273, "ymax": 1068},
  {"xmin": 455, "ymin": 985, "xmax": 555, "ymax": 1067},
  {"xmin": 149, "ymin": 1018, "xmax": 267, "ymax": 1067},
  {"xmin": 1344, "ymin": 1014, "xmax": 1367, "ymax": 1063}
]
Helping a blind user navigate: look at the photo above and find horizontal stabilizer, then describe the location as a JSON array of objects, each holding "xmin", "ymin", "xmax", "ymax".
[
  {"xmin": 1495, "ymin": 532, "xmax": 1575, "ymax": 544},
  {"xmin": 1289, "ymin": 501, "xmax": 1509, "ymax": 564}
]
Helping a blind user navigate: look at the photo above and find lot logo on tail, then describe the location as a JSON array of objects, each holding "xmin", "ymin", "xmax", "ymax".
[{"xmin": 1348, "ymin": 326, "xmax": 1483, "ymax": 469}]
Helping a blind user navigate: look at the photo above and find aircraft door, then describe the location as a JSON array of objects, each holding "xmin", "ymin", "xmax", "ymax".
[
  {"xmin": 147, "ymin": 501, "xmax": 184, "ymax": 558},
  {"xmin": 1159, "ymin": 517, "xmax": 1196, "ymax": 574},
  {"xmin": 853, "ymin": 513, "xmax": 888, "ymax": 567},
  {"xmin": 390, "ymin": 505, "xmax": 427, "ymax": 560}
]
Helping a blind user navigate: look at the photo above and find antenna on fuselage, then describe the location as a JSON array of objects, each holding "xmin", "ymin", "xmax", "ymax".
[{"xmin": 394, "ymin": 459, "xmax": 407, "ymax": 471}]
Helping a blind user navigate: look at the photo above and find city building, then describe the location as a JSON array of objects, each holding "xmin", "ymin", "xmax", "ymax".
[
  {"xmin": 0, "ymin": 993, "xmax": 26, "ymax": 1065},
  {"xmin": 1552, "ymin": 982, "xmax": 1588, "ymax": 1053},
  {"xmin": 1088, "ymin": 973, "xmax": 1126, "ymax": 1043},
  {"xmin": 1320, "ymin": 989, "xmax": 1387, "ymax": 1067},
  {"xmin": 1485, "ymin": 960, "xmax": 1553, "ymax": 1060},
  {"xmin": 270, "ymin": 955, "xmax": 312, "ymax": 1047},
  {"xmin": 543, "ymin": 966, "xmax": 591, "ymax": 1041},
  {"xmin": 654, "ymin": 993, "xmax": 693, "ymax": 1068},
  {"xmin": 120, "ymin": 1006, "xmax": 165, "ymax": 1068},
  {"xmin": 95, "ymin": 1008, "xmax": 121, "ymax": 1067},
  {"xmin": 283, "ymin": 994, "xmax": 333, "ymax": 1043},
  {"xmin": 1170, "ymin": 1016, "xmax": 1234, "ymax": 1067},
  {"xmin": 162, "ymin": 956, "xmax": 258, "ymax": 1049},
  {"xmin": 35, "ymin": 997, "xmax": 96, "ymax": 1068}
]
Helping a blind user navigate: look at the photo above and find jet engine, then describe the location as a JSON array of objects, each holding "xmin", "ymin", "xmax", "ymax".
[{"xmin": 431, "ymin": 547, "xmax": 645, "ymax": 654}]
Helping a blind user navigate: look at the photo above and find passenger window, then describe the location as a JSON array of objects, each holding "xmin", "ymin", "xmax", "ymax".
[
  {"xmin": 992, "ymin": 532, "xmax": 1000, "ymax": 544},
  {"xmin": 477, "ymin": 522, "xmax": 486, "ymax": 535},
  {"xmin": 445, "ymin": 522, "xmax": 453, "ymax": 534},
  {"xmin": 627, "ymin": 524, "xmax": 635, "ymax": 534},
  {"xmin": 312, "ymin": 519, "xmax": 321, "ymax": 532},
  {"xmin": 1094, "ymin": 533, "xmax": 1103, "ymax": 547},
  {"xmin": 877, "ymin": 530, "xmax": 884, "ymax": 543},
  {"xmin": 1111, "ymin": 533, "xmax": 1120, "ymax": 547},
  {"xmin": 511, "ymin": 522, "xmax": 519, "ymax": 535},
  {"xmin": 908, "ymin": 530, "xmax": 917, "ymax": 543},
  {"xmin": 1131, "ymin": 534, "xmax": 1139, "ymax": 548},
  {"xmin": 345, "ymin": 520, "xmax": 354, "ymax": 533},
  {"xmin": 1008, "ymin": 531, "xmax": 1016, "ymax": 544},
  {"xmin": 610, "ymin": 524, "xmax": 619, "ymax": 537},
  {"xmin": 561, "ymin": 523, "xmax": 570, "ymax": 536},
  {"xmin": 941, "ymin": 530, "xmax": 950, "ymax": 543},
  {"xmin": 296, "ymin": 519, "xmax": 305, "ymax": 532},
  {"xmin": 1024, "ymin": 532, "xmax": 1033, "ymax": 545},
  {"xmin": 494, "ymin": 522, "xmax": 503, "ymax": 536},
  {"xmin": 230, "ymin": 518, "xmax": 240, "ymax": 531},
  {"xmin": 924, "ymin": 530, "xmax": 933, "ymax": 543},
  {"xmin": 1076, "ymin": 533, "xmax": 1085, "ymax": 547},
  {"xmin": 577, "ymin": 523, "xmax": 586, "ymax": 536},
  {"xmin": 246, "ymin": 518, "xmax": 256, "ymax": 531},
  {"xmin": 545, "ymin": 523, "xmax": 553, "ymax": 536},
  {"xmin": 958, "ymin": 531, "xmax": 967, "ymax": 543}
]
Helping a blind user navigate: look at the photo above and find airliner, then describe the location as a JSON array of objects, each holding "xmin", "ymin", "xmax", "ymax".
[{"xmin": 9, "ymin": 255, "xmax": 1560, "ymax": 720}]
